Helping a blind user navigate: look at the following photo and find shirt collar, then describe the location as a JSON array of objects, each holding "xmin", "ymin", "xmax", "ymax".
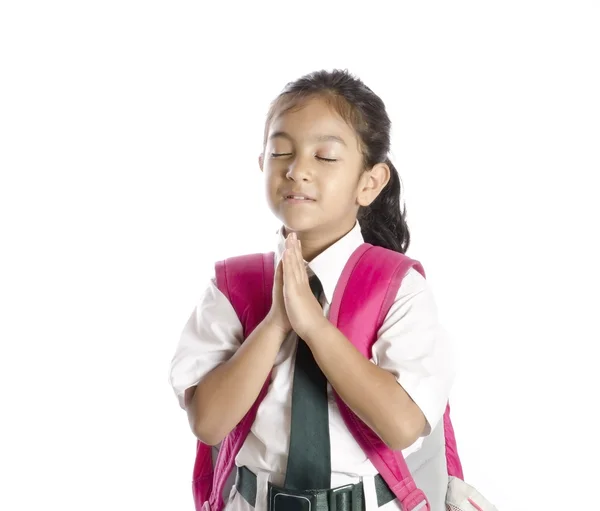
[{"xmin": 274, "ymin": 221, "xmax": 365, "ymax": 304}]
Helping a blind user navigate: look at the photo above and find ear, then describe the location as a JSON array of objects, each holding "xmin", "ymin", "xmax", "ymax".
[
  {"xmin": 258, "ymin": 153, "xmax": 264, "ymax": 172},
  {"xmin": 357, "ymin": 162, "xmax": 391, "ymax": 207}
]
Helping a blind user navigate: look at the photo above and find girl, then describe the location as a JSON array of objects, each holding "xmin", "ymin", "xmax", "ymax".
[{"xmin": 169, "ymin": 69, "xmax": 455, "ymax": 511}]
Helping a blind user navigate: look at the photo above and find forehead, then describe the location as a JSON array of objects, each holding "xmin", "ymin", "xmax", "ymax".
[{"xmin": 268, "ymin": 96, "xmax": 359, "ymax": 145}]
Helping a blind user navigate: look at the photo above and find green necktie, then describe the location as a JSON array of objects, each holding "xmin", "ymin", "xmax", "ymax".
[{"xmin": 284, "ymin": 275, "xmax": 331, "ymax": 490}]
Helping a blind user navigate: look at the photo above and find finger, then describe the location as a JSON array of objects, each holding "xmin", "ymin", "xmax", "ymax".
[
  {"xmin": 290, "ymin": 245, "xmax": 302, "ymax": 283},
  {"xmin": 283, "ymin": 235, "xmax": 293, "ymax": 271},
  {"xmin": 275, "ymin": 258, "xmax": 283, "ymax": 284},
  {"xmin": 284, "ymin": 233, "xmax": 291, "ymax": 253},
  {"xmin": 296, "ymin": 239, "xmax": 308, "ymax": 283},
  {"xmin": 287, "ymin": 245, "xmax": 300, "ymax": 282},
  {"xmin": 283, "ymin": 248, "xmax": 294, "ymax": 284}
]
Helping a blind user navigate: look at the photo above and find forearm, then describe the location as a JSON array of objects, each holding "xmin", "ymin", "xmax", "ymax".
[
  {"xmin": 305, "ymin": 319, "xmax": 426, "ymax": 451},
  {"xmin": 186, "ymin": 315, "xmax": 288, "ymax": 445}
]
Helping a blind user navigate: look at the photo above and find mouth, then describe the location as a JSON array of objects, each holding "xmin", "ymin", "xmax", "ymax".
[
  {"xmin": 284, "ymin": 197, "xmax": 316, "ymax": 205},
  {"xmin": 283, "ymin": 193, "xmax": 316, "ymax": 203}
]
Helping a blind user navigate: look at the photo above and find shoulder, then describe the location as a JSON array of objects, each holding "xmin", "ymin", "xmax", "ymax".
[
  {"xmin": 362, "ymin": 245, "xmax": 426, "ymax": 290},
  {"xmin": 214, "ymin": 251, "xmax": 276, "ymax": 270},
  {"xmin": 373, "ymin": 266, "xmax": 438, "ymax": 332},
  {"xmin": 397, "ymin": 266, "xmax": 429, "ymax": 296},
  {"xmin": 363, "ymin": 245, "xmax": 424, "ymax": 269},
  {"xmin": 364, "ymin": 246, "xmax": 436, "ymax": 320},
  {"xmin": 216, "ymin": 249, "xmax": 276, "ymax": 261},
  {"xmin": 213, "ymin": 251, "xmax": 276, "ymax": 280}
]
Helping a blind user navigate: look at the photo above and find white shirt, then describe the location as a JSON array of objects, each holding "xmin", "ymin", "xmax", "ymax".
[{"xmin": 169, "ymin": 221, "xmax": 455, "ymax": 511}]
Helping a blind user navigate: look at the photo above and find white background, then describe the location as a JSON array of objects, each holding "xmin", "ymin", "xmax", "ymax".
[{"xmin": 1, "ymin": 1, "xmax": 599, "ymax": 510}]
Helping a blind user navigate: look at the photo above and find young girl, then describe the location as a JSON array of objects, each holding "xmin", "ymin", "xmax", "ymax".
[{"xmin": 169, "ymin": 69, "xmax": 455, "ymax": 511}]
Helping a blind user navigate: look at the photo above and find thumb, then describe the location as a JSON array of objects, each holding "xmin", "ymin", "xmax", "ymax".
[{"xmin": 275, "ymin": 258, "xmax": 283, "ymax": 285}]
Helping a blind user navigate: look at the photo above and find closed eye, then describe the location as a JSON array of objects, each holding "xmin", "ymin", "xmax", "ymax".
[{"xmin": 270, "ymin": 153, "xmax": 337, "ymax": 162}]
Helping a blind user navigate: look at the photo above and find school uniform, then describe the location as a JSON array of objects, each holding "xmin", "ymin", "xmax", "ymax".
[{"xmin": 169, "ymin": 221, "xmax": 455, "ymax": 511}]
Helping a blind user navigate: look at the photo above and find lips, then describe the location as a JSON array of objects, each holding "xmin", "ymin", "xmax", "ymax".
[{"xmin": 283, "ymin": 192, "xmax": 316, "ymax": 201}]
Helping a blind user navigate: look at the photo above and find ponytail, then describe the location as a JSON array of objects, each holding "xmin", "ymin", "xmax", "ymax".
[{"xmin": 358, "ymin": 158, "xmax": 410, "ymax": 254}]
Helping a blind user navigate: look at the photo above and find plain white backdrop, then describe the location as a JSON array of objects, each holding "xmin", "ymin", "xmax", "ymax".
[{"xmin": 1, "ymin": 1, "xmax": 599, "ymax": 510}]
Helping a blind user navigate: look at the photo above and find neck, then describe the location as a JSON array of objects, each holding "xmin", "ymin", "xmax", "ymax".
[{"xmin": 284, "ymin": 218, "xmax": 357, "ymax": 262}]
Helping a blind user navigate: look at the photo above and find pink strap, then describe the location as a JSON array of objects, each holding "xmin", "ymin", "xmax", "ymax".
[
  {"xmin": 206, "ymin": 253, "xmax": 275, "ymax": 511},
  {"xmin": 443, "ymin": 403, "xmax": 464, "ymax": 479},
  {"xmin": 329, "ymin": 243, "xmax": 429, "ymax": 511},
  {"xmin": 215, "ymin": 252, "xmax": 274, "ymax": 338},
  {"xmin": 192, "ymin": 442, "xmax": 214, "ymax": 508}
]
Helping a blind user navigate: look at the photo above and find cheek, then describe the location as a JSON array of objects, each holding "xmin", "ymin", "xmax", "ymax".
[
  {"xmin": 265, "ymin": 169, "xmax": 282, "ymax": 198},
  {"xmin": 268, "ymin": 169, "xmax": 281, "ymax": 186},
  {"xmin": 323, "ymin": 174, "xmax": 356, "ymax": 199}
]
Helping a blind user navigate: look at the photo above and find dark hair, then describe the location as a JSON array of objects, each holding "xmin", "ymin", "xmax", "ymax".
[{"xmin": 263, "ymin": 69, "xmax": 410, "ymax": 253}]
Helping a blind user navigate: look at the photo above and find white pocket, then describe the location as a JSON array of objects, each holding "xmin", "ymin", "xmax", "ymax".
[{"xmin": 445, "ymin": 476, "xmax": 498, "ymax": 511}]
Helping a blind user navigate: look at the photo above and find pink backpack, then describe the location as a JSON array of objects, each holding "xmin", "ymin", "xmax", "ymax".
[{"xmin": 192, "ymin": 243, "xmax": 464, "ymax": 511}]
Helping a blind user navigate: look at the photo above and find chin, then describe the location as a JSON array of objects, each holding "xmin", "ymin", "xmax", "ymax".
[
  {"xmin": 277, "ymin": 212, "xmax": 322, "ymax": 234},
  {"xmin": 281, "ymin": 219, "xmax": 318, "ymax": 234}
]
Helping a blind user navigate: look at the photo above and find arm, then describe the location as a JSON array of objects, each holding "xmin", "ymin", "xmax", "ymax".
[
  {"xmin": 169, "ymin": 274, "xmax": 289, "ymax": 446},
  {"xmin": 304, "ymin": 268, "xmax": 455, "ymax": 452},
  {"xmin": 282, "ymin": 234, "xmax": 454, "ymax": 452},
  {"xmin": 185, "ymin": 315, "xmax": 288, "ymax": 446},
  {"xmin": 304, "ymin": 319, "xmax": 426, "ymax": 451}
]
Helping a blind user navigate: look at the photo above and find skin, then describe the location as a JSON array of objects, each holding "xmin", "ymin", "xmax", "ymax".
[
  {"xmin": 260, "ymin": 95, "xmax": 383, "ymax": 262},
  {"xmin": 187, "ymin": 95, "xmax": 426, "ymax": 451}
]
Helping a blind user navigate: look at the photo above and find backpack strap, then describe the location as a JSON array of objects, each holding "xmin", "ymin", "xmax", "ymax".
[
  {"xmin": 191, "ymin": 440, "xmax": 214, "ymax": 510},
  {"xmin": 215, "ymin": 252, "xmax": 275, "ymax": 338},
  {"xmin": 329, "ymin": 243, "xmax": 431, "ymax": 511},
  {"xmin": 443, "ymin": 403, "xmax": 463, "ymax": 480},
  {"xmin": 202, "ymin": 252, "xmax": 275, "ymax": 511}
]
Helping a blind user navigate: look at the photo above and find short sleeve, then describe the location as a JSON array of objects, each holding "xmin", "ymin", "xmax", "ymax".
[
  {"xmin": 168, "ymin": 276, "xmax": 243, "ymax": 409},
  {"xmin": 371, "ymin": 267, "xmax": 456, "ymax": 439}
]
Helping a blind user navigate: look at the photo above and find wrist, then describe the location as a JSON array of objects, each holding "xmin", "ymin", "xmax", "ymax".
[
  {"xmin": 302, "ymin": 316, "xmax": 331, "ymax": 346},
  {"xmin": 263, "ymin": 313, "xmax": 291, "ymax": 341}
]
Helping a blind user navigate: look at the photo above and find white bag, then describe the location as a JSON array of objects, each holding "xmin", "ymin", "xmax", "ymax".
[{"xmin": 445, "ymin": 476, "xmax": 499, "ymax": 511}]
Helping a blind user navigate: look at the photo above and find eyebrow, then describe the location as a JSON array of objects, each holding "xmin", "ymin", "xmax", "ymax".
[{"xmin": 269, "ymin": 131, "xmax": 347, "ymax": 147}]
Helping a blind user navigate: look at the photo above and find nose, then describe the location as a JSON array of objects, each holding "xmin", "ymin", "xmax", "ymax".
[{"xmin": 285, "ymin": 156, "xmax": 313, "ymax": 182}]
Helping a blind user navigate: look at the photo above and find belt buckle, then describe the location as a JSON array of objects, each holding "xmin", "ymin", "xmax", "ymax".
[
  {"xmin": 328, "ymin": 483, "xmax": 359, "ymax": 511},
  {"xmin": 268, "ymin": 482, "xmax": 317, "ymax": 511}
]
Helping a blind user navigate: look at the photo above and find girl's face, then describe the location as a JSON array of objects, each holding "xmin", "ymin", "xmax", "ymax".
[{"xmin": 260, "ymin": 96, "xmax": 367, "ymax": 239}]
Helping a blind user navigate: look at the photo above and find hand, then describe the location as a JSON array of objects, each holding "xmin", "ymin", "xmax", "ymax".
[
  {"xmin": 282, "ymin": 232, "xmax": 328, "ymax": 341},
  {"xmin": 265, "ymin": 257, "xmax": 292, "ymax": 336}
]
